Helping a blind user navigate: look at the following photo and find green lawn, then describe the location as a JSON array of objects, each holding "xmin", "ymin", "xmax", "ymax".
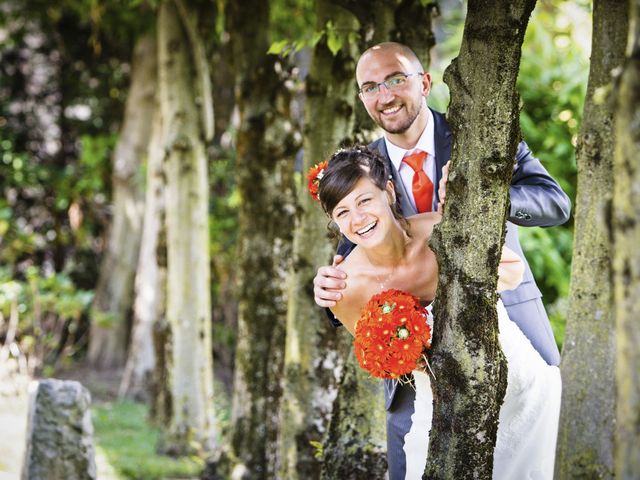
[{"xmin": 92, "ymin": 401, "xmax": 204, "ymax": 480}]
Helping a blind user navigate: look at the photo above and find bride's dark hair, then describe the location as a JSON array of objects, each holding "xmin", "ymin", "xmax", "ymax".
[{"xmin": 318, "ymin": 146, "xmax": 407, "ymax": 230}]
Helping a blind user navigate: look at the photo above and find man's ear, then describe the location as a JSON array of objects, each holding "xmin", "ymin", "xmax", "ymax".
[{"xmin": 422, "ymin": 72, "xmax": 432, "ymax": 97}]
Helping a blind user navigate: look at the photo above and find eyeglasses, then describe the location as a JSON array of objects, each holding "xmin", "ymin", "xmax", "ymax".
[{"xmin": 358, "ymin": 73, "xmax": 424, "ymax": 99}]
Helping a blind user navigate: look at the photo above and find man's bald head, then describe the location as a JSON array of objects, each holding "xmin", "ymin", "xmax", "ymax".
[{"xmin": 356, "ymin": 42, "xmax": 425, "ymax": 83}]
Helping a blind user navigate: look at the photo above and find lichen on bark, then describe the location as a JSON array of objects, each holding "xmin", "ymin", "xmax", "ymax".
[
  {"xmin": 612, "ymin": 0, "xmax": 640, "ymax": 477},
  {"xmin": 424, "ymin": 1, "xmax": 536, "ymax": 478}
]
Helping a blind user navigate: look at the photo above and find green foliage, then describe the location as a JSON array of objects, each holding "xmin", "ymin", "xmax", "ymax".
[
  {"xmin": 208, "ymin": 148, "xmax": 240, "ymax": 380},
  {"xmin": 268, "ymin": 20, "xmax": 356, "ymax": 58},
  {"xmin": 0, "ymin": 266, "xmax": 93, "ymax": 373},
  {"xmin": 310, "ymin": 440, "xmax": 324, "ymax": 460},
  {"xmin": 26, "ymin": 0, "xmax": 152, "ymax": 53},
  {"xmin": 268, "ymin": 0, "xmax": 358, "ymax": 59},
  {"xmin": 93, "ymin": 400, "xmax": 204, "ymax": 479},
  {"xmin": 519, "ymin": 226, "xmax": 573, "ymax": 349},
  {"xmin": 0, "ymin": 132, "xmax": 115, "ymax": 266},
  {"xmin": 270, "ymin": 0, "xmax": 315, "ymax": 47},
  {"xmin": 517, "ymin": 1, "xmax": 589, "ymax": 347},
  {"xmin": 519, "ymin": 1, "xmax": 588, "ymax": 205},
  {"xmin": 0, "ymin": 1, "xmax": 130, "ymax": 291}
]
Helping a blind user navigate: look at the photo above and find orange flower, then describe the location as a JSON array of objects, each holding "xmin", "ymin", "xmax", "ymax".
[
  {"xmin": 306, "ymin": 161, "xmax": 328, "ymax": 202},
  {"xmin": 354, "ymin": 289, "xmax": 432, "ymax": 379}
]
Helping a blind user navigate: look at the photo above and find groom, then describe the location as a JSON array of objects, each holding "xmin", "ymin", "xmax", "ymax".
[{"xmin": 313, "ymin": 42, "xmax": 571, "ymax": 479}]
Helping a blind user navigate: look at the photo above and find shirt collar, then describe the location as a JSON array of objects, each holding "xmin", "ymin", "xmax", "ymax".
[{"xmin": 384, "ymin": 107, "xmax": 435, "ymax": 172}]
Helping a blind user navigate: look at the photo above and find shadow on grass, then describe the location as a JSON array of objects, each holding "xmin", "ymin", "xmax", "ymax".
[{"xmin": 92, "ymin": 400, "xmax": 204, "ymax": 480}]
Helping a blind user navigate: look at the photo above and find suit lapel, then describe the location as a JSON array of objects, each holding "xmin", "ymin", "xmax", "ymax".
[{"xmin": 369, "ymin": 137, "xmax": 417, "ymax": 217}]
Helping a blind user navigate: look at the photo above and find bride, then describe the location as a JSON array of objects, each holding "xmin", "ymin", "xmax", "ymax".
[{"xmin": 315, "ymin": 146, "xmax": 561, "ymax": 479}]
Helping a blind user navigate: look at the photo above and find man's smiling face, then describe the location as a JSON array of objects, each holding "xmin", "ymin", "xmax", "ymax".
[{"xmin": 356, "ymin": 46, "xmax": 430, "ymax": 136}]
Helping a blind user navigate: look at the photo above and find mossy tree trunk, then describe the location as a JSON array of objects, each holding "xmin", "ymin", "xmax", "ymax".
[
  {"xmin": 88, "ymin": 33, "xmax": 154, "ymax": 370},
  {"xmin": 554, "ymin": 1, "xmax": 628, "ymax": 478},
  {"xmin": 279, "ymin": 2, "xmax": 381, "ymax": 478},
  {"xmin": 224, "ymin": 0, "xmax": 299, "ymax": 477},
  {"xmin": 157, "ymin": 0, "xmax": 217, "ymax": 455},
  {"xmin": 426, "ymin": 1, "xmax": 535, "ymax": 478},
  {"xmin": 613, "ymin": 0, "xmax": 640, "ymax": 477},
  {"xmin": 320, "ymin": 350, "xmax": 388, "ymax": 479}
]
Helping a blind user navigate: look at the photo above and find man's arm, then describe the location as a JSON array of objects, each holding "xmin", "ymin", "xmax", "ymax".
[
  {"xmin": 315, "ymin": 236, "xmax": 357, "ymax": 327},
  {"xmin": 509, "ymin": 140, "xmax": 571, "ymax": 227},
  {"xmin": 497, "ymin": 246, "xmax": 525, "ymax": 292}
]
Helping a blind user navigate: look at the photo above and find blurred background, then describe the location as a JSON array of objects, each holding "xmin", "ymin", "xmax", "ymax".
[{"xmin": 0, "ymin": 0, "xmax": 588, "ymax": 478}]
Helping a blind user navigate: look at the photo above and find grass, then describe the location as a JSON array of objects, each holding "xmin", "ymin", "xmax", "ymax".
[{"xmin": 92, "ymin": 400, "xmax": 204, "ymax": 480}]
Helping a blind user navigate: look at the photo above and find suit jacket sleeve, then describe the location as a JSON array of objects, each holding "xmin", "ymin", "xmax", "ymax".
[
  {"xmin": 509, "ymin": 141, "xmax": 571, "ymax": 227},
  {"xmin": 325, "ymin": 236, "xmax": 356, "ymax": 328}
]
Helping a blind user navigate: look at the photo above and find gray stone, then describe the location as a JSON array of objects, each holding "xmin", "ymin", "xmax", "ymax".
[{"xmin": 21, "ymin": 379, "xmax": 96, "ymax": 480}]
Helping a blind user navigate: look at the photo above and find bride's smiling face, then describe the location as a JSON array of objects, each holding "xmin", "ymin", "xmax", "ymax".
[{"xmin": 331, "ymin": 176, "xmax": 396, "ymax": 246}]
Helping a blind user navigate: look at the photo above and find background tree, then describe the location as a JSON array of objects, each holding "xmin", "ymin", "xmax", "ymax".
[
  {"xmin": 320, "ymin": 349, "xmax": 387, "ymax": 478},
  {"xmin": 613, "ymin": 0, "xmax": 640, "ymax": 476},
  {"xmin": 554, "ymin": 1, "xmax": 628, "ymax": 478},
  {"xmin": 278, "ymin": 3, "xmax": 362, "ymax": 477},
  {"xmin": 156, "ymin": 0, "xmax": 217, "ymax": 455},
  {"xmin": 426, "ymin": 0, "xmax": 536, "ymax": 477},
  {"xmin": 118, "ymin": 35, "xmax": 162, "ymax": 400},
  {"xmin": 88, "ymin": 31, "xmax": 155, "ymax": 370},
  {"xmin": 224, "ymin": 0, "xmax": 300, "ymax": 476}
]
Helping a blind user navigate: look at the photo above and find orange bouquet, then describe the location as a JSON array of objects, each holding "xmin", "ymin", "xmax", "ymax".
[{"xmin": 354, "ymin": 289, "xmax": 432, "ymax": 379}]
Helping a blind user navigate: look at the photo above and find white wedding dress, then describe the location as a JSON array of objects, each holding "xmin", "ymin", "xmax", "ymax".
[{"xmin": 403, "ymin": 301, "xmax": 562, "ymax": 480}]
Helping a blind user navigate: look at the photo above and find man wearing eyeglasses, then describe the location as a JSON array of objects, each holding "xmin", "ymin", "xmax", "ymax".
[{"xmin": 313, "ymin": 42, "xmax": 571, "ymax": 479}]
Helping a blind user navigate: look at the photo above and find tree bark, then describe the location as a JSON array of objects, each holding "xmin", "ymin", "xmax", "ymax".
[
  {"xmin": 613, "ymin": 1, "xmax": 640, "ymax": 477},
  {"xmin": 119, "ymin": 51, "xmax": 163, "ymax": 400},
  {"xmin": 426, "ymin": 1, "xmax": 535, "ymax": 478},
  {"xmin": 320, "ymin": 352, "xmax": 387, "ymax": 479},
  {"xmin": 223, "ymin": 0, "xmax": 299, "ymax": 477},
  {"xmin": 278, "ymin": 3, "xmax": 365, "ymax": 479},
  {"xmin": 554, "ymin": 1, "xmax": 628, "ymax": 478},
  {"xmin": 157, "ymin": 0, "xmax": 216, "ymax": 455},
  {"xmin": 87, "ymin": 33, "xmax": 154, "ymax": 370}
]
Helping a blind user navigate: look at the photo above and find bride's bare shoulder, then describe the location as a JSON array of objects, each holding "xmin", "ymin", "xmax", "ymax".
[{"xmin": 407, "ymin": 212, "xmax": 442, "ymax": 237}]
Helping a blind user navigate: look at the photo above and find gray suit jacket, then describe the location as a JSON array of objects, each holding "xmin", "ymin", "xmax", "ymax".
[{"xmin": 331, "ymin": 108, "xmax": 571, "ymax": 409}]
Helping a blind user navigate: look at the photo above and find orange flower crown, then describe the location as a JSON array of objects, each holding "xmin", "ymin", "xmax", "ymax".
[
  {"xmin": 354, "ymin": 289, "xmax": 432, "ymax": 379},
  {"xmin": 306, "ymin": 161, "xmax": 328, "ymax": 202}
]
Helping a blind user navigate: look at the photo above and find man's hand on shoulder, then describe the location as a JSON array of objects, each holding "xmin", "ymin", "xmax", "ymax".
[{"xmin": 313, "ymin": 255, "xmax": 347, "ymax": 308}]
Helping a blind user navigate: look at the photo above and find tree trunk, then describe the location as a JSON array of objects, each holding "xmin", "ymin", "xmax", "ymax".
[
  {"xmin": 426, "ymin": 1, "xmax": 535, "ymax": 478},
  {"xmin": 311, "ymin": 2, "xmax": 439, "ymax": 478},
  {"xmin": 224, "ymin": 0, "xmax": 299, "ymax": 477},
  {"xmin": 119, "ymin": 50, "xmax": 163, "ymax": 400},
  {"xmin": 320, "ymin": 352, "xmax": 387, "ymax": 479},
  {"xmin": 157, "ymin": 0, "xmax": 216, "ymax": 455},
  {"xmin": 613, "ymin": 1, "xmax": 640, "ymax": 477},
  {"xmin": 554, "ymin": 1, "xmax": 628, "ymax": 478},
  {"xmin": 87, "ymin": 33, "xmax": 154, "ymax": 370},
  {"xmin": 277, "ymin": 3, "xmax": 364, "ymax": 479}
]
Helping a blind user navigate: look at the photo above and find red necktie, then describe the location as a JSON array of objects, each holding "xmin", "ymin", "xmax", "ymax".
[{"xmin": 402, "ymin": 151, "xmax": 433, "ymax": 213}]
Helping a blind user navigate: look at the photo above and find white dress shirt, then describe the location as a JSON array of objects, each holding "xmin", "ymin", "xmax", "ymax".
[{"xmin": 383, "ymin": 108, "xmax": 437, "ymax": 212}]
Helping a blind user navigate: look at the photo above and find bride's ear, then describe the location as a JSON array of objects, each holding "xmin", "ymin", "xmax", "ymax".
[{"xmin": 386, "ymin": 180, "xmax": 396, "ymax": 205}]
